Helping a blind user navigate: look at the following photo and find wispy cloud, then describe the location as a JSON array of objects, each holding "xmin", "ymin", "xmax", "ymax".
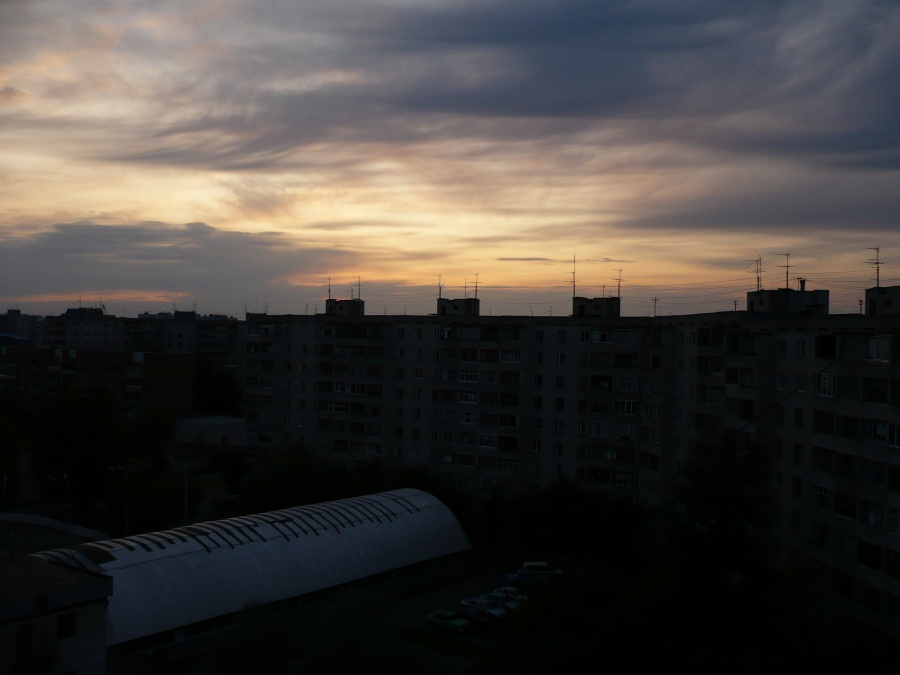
[{"xmin": 1, "ymin": 0, "xmax": 897, "ymax": 316}]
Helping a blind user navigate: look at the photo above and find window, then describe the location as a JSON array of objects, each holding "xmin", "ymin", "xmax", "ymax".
[
  {"xmin": 796, "ymin": 339, "xmax": 806, "ymax": 358},
  {"xmin": 867, "ymin": 336, "xmax": 890, "ymax": 361},
  {"xmin": 815, "ymin": 485, "xmax": 833, "ymax": 511},
  {"xmin": 615, "ymin": 400, "xmax": 637, "ymax": 415},
  {"xmin": 556, "ymin": 353, "xmax": 566, "ymax": 366},
  {"xmin": 555, "ymin": 375, "xmax": 566, "ymax": 389},
  {"xmin": 776, "ymin": 339, "xmax": 786, "ymax": 357},
  {"xmin": 533, "ymin": 352, "xmax": 544, "ymax": 365},
  {"xmin": 817, "ymin": 373, "xmax": 835, "ymax": 397}
]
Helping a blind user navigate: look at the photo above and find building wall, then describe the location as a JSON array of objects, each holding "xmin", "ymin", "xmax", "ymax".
[
  {"xmin": 0, "ymin": 554, "xmax": 111, "ymax": 675},
  {"xmin": 241, "ymin": 307, "xmax": 900, "ymax": 632}
]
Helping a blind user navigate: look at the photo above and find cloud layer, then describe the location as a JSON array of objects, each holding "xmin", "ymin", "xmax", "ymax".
[{"xmin": 1, "ymin": 0, "xmax": 897, "ymax": 317}]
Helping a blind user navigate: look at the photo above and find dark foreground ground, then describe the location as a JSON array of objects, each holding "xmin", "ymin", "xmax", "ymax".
[{"xmin": 176, "ymin": 548, "xmax": 900, "ymax": 675}]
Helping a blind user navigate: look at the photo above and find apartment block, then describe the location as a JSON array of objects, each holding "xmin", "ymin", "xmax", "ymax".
[
  {"xmin": 242, "ymin": 296, "xmax": 667, "ymax": 502},
  {"xmin": 241, "ymin": 287, "xmax": 900, "ymax": 629}
]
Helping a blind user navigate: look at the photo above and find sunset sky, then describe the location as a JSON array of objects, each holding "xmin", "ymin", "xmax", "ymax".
[{"xmin": 1, "ymin": 0, "xmax": 897, "ymax": 318}]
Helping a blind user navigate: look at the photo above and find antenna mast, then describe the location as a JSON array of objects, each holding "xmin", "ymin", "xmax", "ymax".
[
  {"xmin": 614, "ymin": 269, "xmax": 623, "ymax": 298},
  {"xmin": 571, "ymin": 252, "xmax": 577, "ymax": 300},
  {"xmin": 474, "ymin": 274, "xmax": 479, "ymax": 299},
  {"xmin": 747, "ymin": 256, "xmax": 763, "ymax": 291},
  {"xmin": 327, "ymin": 278, "xmax": 332, "ymax": 300},
  {"xmin": 358, "ymin": 276, "xmax": 362, "ymax": 300},
  {"xmin": 867, "ymin": 247, "xmax": 883, "ymax": 288},
  {"xmin": 778, "ymin": 253, "xmax": 792, "ymax": 289}
]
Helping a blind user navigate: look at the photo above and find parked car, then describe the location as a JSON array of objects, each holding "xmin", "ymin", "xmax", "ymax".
[
  {"xmin": 483, "ymin": 591, "xmax": 521, "ymax": 610},
  {"xmin": 422, "ymin": 609, "xmax": 472, "ymax": 633},
  {"xmin": 506, "ymin": 561, "xmax": 564, "ymax": 584},
  {"xmin": 461, "ymin": 596, "xmax": 507, "ymax": 619},
  {"xmin": 493, "ymin": 586, "xmax": 529, "ymax": 602}
]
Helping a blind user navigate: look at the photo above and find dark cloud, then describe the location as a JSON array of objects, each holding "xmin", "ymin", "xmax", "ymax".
[
  {"xmin": 0, "ymin": 221, "xmax": 355, "ymax": 311},
  {"xmin": 76, "ymin": 0, "xmax": 897, "ymax": 177}
]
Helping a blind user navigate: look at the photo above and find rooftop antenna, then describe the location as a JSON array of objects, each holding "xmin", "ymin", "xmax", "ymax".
[
  {"xmin": 778, "ymin": 252, "xmax": 792, "ymax": 289},
  {"xmin": 327, "ymin": 278, "xmax": 332, "ymax": 300},
  {"xmin": 571, "ymin": 252, "xmax": 577, "ymax": 300},
  {"xmin": 747, "ymin": 256, "xmax": 763, "ymax": 291},
  {"xmin": 652, "ymin": 296, "xmax": 659, "ymax": 317},
  {"xmin": 867, "ymin": 247, "xmax": 883, "ymax": 288},
  {"xmin": 464, "ymin": 277, "xmax": 468, "ymax": 299},
  {"xmin": 434, "ymin": 275, "xmax": 443, "ymax": 299},
  {"xmin": 614, "ymin": 269, "xmax": 623, "ymax": 298},
  {"xmin": 358, "ymin": 276, "xmax": 362, "ymax": 300},
  {"xmin": 474, "ymin": 273, "xmax": 479, "ymax": 299}
]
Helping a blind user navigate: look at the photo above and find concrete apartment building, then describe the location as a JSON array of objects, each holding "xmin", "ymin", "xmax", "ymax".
[
  {"xmin": 241, "ymin": 285, "xmax": 900, "ymax": 629},
  {"xmin": 242, "ymin": 294, "xmax": 668, "ymax": 502}
]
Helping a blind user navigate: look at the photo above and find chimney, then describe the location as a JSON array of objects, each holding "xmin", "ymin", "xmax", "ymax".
[{"xmin": 799, "ymin": 278, "xmax": 806, "ymax": 292}]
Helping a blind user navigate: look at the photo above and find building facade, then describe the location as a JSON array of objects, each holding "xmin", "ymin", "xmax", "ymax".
[{"xmin": 241, "ymin": 289, "xmax": 900, "ymax": 630}]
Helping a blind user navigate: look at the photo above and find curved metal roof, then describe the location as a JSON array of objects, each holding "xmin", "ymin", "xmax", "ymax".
[{"xmin": 32, "ymin": 488, "xmax": 470, "ymax": 646}]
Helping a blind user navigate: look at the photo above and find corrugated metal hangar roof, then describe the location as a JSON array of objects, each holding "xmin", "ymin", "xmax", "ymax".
[{"xmin": 32, "ymin": 488, "xmax": 470, "ymax": 646}]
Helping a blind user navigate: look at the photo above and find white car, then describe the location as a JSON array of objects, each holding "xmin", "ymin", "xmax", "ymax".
[
  {"xmin": 518, "ymin": 561, "xmax": 563, "ymax": 576},
  {"xmin": 493, "ymin": 586, "xmax": 529, "ymax": 602},
  {"xmin": 461, "ymin": 596, "xmax": 507, "ymax": 619},
  {"xmin": 483, "ymin": 592, "xmax": 521, "ymax": 610}
]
